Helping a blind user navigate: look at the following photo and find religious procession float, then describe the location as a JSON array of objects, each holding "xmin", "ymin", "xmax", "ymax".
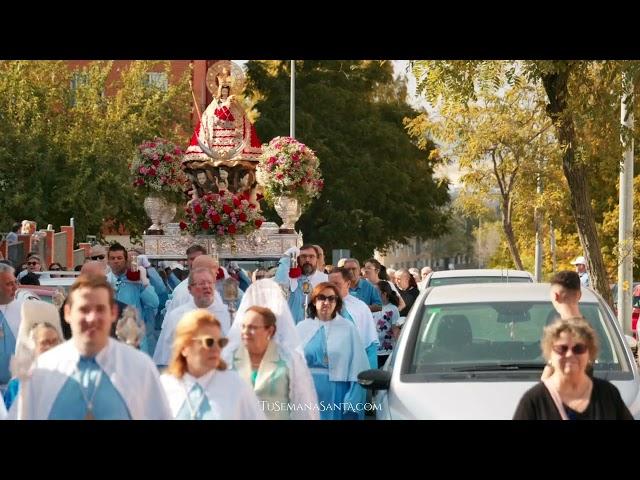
[{"xmin": 136, "ymin": 60, "xmax": 324, "ymax": 268}]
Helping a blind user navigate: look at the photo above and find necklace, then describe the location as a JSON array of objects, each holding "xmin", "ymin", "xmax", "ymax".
[
  {"xmin": 183, "ymin": 372, "xmax": 216, "ymax": 420},
  {"xmin": 75, "ymin": 364, "xmax": 103, "ymax": 420}
]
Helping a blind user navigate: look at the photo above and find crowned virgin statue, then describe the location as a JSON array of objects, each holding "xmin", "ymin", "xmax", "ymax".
[{"xmin": 182, "ymin": 60, "xmax": 262, "ymax": 205}]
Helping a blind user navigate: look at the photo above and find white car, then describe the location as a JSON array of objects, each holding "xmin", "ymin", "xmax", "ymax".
[
  {"xmin": 424, "ymin": 269, "xmax": 534, "ymax": 288},
  {"xmin": 359, "ymin": 283, "xmax": 640, "ymax": 419}
]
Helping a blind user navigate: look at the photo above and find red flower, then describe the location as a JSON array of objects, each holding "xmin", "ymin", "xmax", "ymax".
[
  {"xmin": 228, "ymin": 224, "xmax": 237, "ymax": 234},
  {"xmin": 201, "ymin": 220, "xmax": 210, "ymax": 230},
  {"xmin": 254, "ymin": 219, "xmax": 263, "ymax": 228},
  {"xmin": 193, "ymin": 203, "xmax": 203, "ymax": 215},
  {"xmin": 249, "ymin": 203, "xmax": 257, "ymax": 209},
  {"xmin": 239, "ymin": 212, "xmax": 247, "ymax": 222},
  {"xmin": 152, "ymin": 159, "xmax": 160, "ymax": 167},
  {"xmin": 218, "ymin": 190, "xmax": 226, "ymax": 196},
  {"xmin": 179, "ymin": 221, "xmax": 188, "ymax": 230},
  {"xmin": 222, "ymin": 204, "xmax": 232, "ymax": 214},
  {"xmin": 289, "ymin": 267, "xmax": 302, "ymax": 279},
  {"xmin": 211, "ymin": 213, "xmax": 221, "ymax": 223},
  {"xmin": 216, "ymin": 268, "xmax": 225, "ymax": 280},
  {"xmin": 232, "ymin": 197, "xmax": 241, "ymax": 207}
]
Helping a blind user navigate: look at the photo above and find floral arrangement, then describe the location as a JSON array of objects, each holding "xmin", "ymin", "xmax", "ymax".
[
  {"xmin": 179, "ymin": 190, "xmax": 265, "ymax": 237},
  {"xmin": 130, "ymin": 138, "xmax": 189, "ymax": 202},
  {"xmin": 256, "ymin": 136, "xmax": 324, "ymax": 206}
]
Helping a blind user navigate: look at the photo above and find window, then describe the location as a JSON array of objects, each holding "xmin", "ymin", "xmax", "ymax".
[
  {"xmin": 144, "ymin": 72, "xmax": 168, "ymax": 91},
  {"xmin": 70, "ymin": 72, "xmax": 88, "ymax": 106}
]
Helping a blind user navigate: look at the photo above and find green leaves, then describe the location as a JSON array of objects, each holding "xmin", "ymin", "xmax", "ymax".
[
  {"xmin": 247, "ymin": 60, "xmax": 451, "ymax": 260},
  {"xmin": 0, "ymin": 61, "xmax": 191, "ymax": 241}
]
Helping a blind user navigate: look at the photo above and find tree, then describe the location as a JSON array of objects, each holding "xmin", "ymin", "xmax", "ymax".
[
  {"xmin": 245, "ymin": 60, "xmax": 451, "ymax": 260},
  {"xmin": 0, "ymin": 61, "xmax": 191, "ymax": 242},
  {"xmin": 405, "ymin": 79, "xmax": 556, "ymax": 270},
  {"xmin": 411, "ymin": 60, "xmax": 640, "ymax": 306}
]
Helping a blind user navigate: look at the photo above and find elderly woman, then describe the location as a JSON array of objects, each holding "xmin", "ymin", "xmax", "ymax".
[
  {"xmin": 223, "ymin": 279, "xmax": 319, "ymax": 420},
  {"xmin": 296, "ymin": 282, "xmax": 370, "ymax": 420},
  {"xmin": 513, "ymin": 317, "xmax": 632, "ymax": 420},
  {"xmin": 160, "ymin": 309, "xmax": 265, "ymax": 420}
]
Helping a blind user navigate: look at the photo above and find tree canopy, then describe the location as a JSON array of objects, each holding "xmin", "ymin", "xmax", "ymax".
[{"xmin": 245, "ymin": 60, "xmax": 451, "ymax": 260}]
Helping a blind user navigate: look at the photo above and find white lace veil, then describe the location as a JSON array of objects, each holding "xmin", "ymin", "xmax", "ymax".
[
  {"xmin": 11, "ymin": 300, "xmax": 64, "ymax": 380},
  {"xmin": 224, "ymin": 278, "xmax": 300, "ymax": 354},
  {"xmin": 222, "ymin": 279, "xmax": 318, "ymax": 419}
]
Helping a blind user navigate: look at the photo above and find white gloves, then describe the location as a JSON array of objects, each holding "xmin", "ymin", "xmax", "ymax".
[
  {"xmin": 138, "ymin": 266, "xmax": 150, "ymax": 287},
  {"xmin": 137, "ymin": 254, "xmax": 151, "ymax": 269},
  {"xmin": 284, "ymin": 246, "xmax": 300, "ymax": 258}
]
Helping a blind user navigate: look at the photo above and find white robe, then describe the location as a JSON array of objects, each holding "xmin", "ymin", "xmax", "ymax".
[
  {"xmin": 164, "ymin": 278, "xmax": 227, "ymax": 315},
  {"xmin": 342, "ymin": 295, "xmax": 379, "ymax": 350},
  {"xmin": 154, "ymin": 299, "xmax": 231, "ymax": 367},
  {"xmin": 160, "ymin": 369, "xmax": 265, "ymax": 420},
  {"xmin": 3, "ymin": 298, "xmax": 22, "ymax": 340},
  {"xmin": 11, "ymin": 339, "xmax": 172, "ymax": 420}
]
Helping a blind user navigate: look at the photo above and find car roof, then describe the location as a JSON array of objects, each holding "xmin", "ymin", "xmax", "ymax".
[
  {"xmin": 422, "ymin": 282, "xmax": 601, "ymax": 305},
  {"xmin": 428, "ymin": 269, "xmax": 533, "ymax": 279}
]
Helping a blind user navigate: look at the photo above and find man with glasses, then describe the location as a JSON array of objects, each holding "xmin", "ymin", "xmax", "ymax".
[
  {"xmin": 154, "ymin": 267, "xmax": 231, "ymax": 368},
  {"xmin": 0, "ymin": 264, "xmax": 20, "ymax": 386},
  {"xmin": 9, "ymin": 275, "xmax": 171, "ymax": 419},
  {"xmin": 87, "ymin": 244, "xmax": 109, "ymax": 269},
  {"xmin": 17, "ymin": 255, "xmax": 42, "ymax": 283},
  {"xmin": 344, "ymin": 258, "xmax": 382, "ymax": 313},
  {"xmin": 275, "ymin": 245, "xmax": 328, "ymax": 324}
]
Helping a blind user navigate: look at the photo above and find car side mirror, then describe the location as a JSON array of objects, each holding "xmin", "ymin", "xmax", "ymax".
[{"xmin": 358, "ymin": 369, "xmax": 391, "ymax": 391}]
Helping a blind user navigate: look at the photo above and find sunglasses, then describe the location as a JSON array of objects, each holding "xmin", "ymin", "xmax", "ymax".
[
  {"xmin": 192, "ymin": 336, "xmax": 228, "ymax": 349},
  {"xmin": 27, "ymin": 261, "xmax": 40, "ymax": 266},
  {"xmin": 50, "ymin": 268, "xmax": 61, "ymax": 271},
  {"xmin": 552, "ymin": 343, "xmax": 588, "ymax": 356},
  {"xmin": 91, "ymin": 255, "xmax": 105, "ymax": 260},
  {"xmin": 316, "ymin": 294, "xmax": 338, "ymax": 303}
]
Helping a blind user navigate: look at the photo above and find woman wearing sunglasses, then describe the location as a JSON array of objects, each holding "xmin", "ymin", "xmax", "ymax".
[
  {"xmin": 223, "ymin": 279, "xmax": 319, "ymax": 420},
  {"xmin": 514, "ymin": 317, "xmax": 632, "ymax": 420},
  {"xmin": 296, "ymin": 282, "xmax": 370, "ymax": 420},
  {"xmin": 160, "ymin": 309, "xmax": 265, "ymax": 420}
]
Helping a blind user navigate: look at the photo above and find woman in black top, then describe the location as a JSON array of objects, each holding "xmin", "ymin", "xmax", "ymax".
[{"xmin": 513, "ymin": 317, "xmax": 632, "ymax": 420}]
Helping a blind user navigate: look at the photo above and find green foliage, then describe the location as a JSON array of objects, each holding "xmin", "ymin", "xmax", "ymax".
[
  {"xmin": 0, "ymin": 61, "xmax": 191, "ymax": 242},
  {"xmin": 245, "ymin": 60, "xmax": 451, "ymax": 260}
]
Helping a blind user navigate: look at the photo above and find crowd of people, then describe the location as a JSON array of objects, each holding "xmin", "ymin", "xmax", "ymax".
[{"xmin": 0, "ymin": 241, "xmax": 631, "ymax": 420}]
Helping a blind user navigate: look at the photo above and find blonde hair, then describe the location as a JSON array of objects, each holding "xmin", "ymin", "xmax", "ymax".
[
  {"xmin": 541, "ymin": 317, "xmax": 599, "ymax": 363},
  {"xmin": 167, "ymin": 309, "xmax": 227, "ymax": 378}
]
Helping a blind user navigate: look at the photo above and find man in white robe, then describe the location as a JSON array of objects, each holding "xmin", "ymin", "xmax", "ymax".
[
  {"xmin": 154, "ymin": 268, "xmax": 231, "ymax": 368},
  {"xmin": 275, "ymin": 245, "xmax": 328, "ymax": 324},
  {"xmin": 0, "ymin": 264, "xmax": 21, "ymax": 386},
  {"xmin": 164, "ymin": 248, "xmax": 229, "ymax": 315},
  {"xmin": 11, "ymin": 275, "xmax": 171, "ymax": 420},
  {"xmin": 329, "ymin": 268, "xmax": 379, "ymax": 369}
]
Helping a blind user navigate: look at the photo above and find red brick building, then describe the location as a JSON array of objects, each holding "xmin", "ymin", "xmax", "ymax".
[{"xmin": 66, "ymin": 60, "xmax": 218, "ymax": 128}]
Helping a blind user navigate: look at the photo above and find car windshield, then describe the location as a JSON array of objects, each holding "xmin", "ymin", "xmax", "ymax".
[
  {"xmin": 428, "ymin": 276, "xmax": 532, "ymax": 287},
  {"xmin": 405, "ymin": 301, "xmax": 632, "ymax": 378}
]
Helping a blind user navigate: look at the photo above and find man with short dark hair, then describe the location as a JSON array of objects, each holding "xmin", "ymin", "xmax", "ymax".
[
  {"xmin": 541, "ymin": 270, "xmax": 585, "ymax": 381},
  {"xmin": 10, "ymin": 275, "xmax": 171, "ymax": 419},
  {"xmin": 549, "ymin": 270, "xmax": 583, "ymax": 320},
  {"xmin": 275, "ymin": 244, "xmax": 328, "ymax": 324}
]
